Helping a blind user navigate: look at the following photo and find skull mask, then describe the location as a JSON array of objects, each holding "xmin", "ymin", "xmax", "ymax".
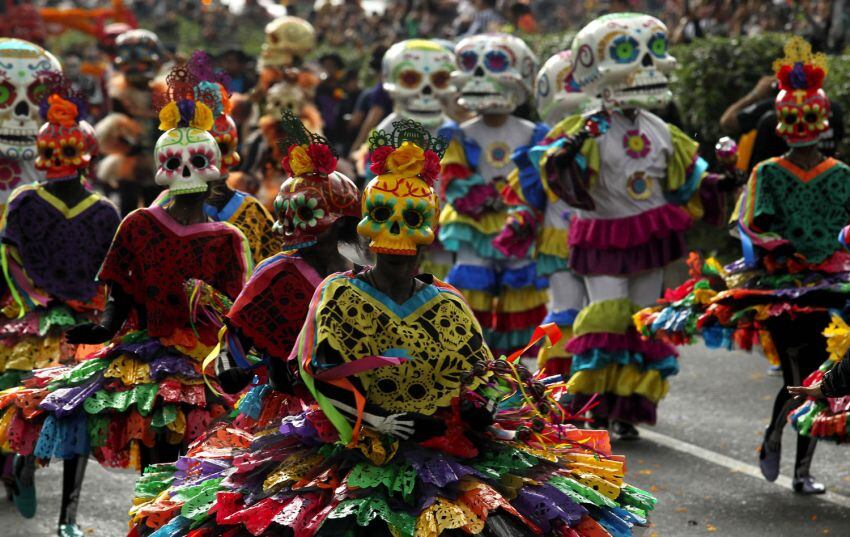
[
  {"xmin": 35, "ymin": 122, "xmax": 91, "ymax": 180},
  {"xmin": 264, "ymin": 81, "xmax": 306, "ymax": 118},
  {"xmin": 772, "ymin": 38, "xmax": 831, "ymax": 148},
  {"xmin": 0, "ymin": 39, "xmax": 62, "ymax": 160},
  {"xmin": 210, "ymin": 115, "xmax": 240, "ymax": 175},
  {"xmin": 114, "ymin": 30, "xmax": 165, "ymax": 86},
  {"xmin": 260, "ymin": 16, "xmax": 316, "ymax": 71},
  {"xmin": 535, "ymin": 50, "xmax": 597, "ymax": 125},
  {"xmin": 382, "ymin": 40, "xmax": 455, "ymax": 129},
  {"xmin": 453, "ymin": 33, "xmax": 537, "ymax": 114},
  {"xmin": 571, "ymin": 13, "xmax": 676, "ymax": 111},
  {"xmin": 154, "ymin": 128, "xmax": 221, "ymax": 195},
  {"xmin": 358, "ymin": 174, "xmax": 439, "ymax": 256},
  {"xmin": 274, "ymin": 170, "xmax": 360, "ymax": 250}
]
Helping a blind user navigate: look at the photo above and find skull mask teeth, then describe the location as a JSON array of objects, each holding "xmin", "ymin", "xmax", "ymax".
[
  {"xmin": 154, "ymin": 127, "xmax": 222, "ymax": 195},
  {"xmin": 0, "ymin": 38, "xmax": 62, "ymax": 160},
  {"xmin": 382, "ymin": 40, "xmax": 456, "ymax": 128},
  {"xmin": 452, "ymin": 33, "xmax": 537, "ymax": 115},
  {"xmin": 571, "ymin": 13, "xmax": 677, "ymax": 111}
]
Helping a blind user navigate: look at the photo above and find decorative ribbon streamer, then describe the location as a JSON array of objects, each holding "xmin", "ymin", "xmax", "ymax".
[{"xmin": 506, "ymin": 322, "xmax": 562, "ymax": 363}]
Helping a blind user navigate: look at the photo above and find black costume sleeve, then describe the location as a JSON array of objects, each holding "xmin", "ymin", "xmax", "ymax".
[{"xmin": 821, "ymin": 355, "xmax": 850, "ymax": 398}]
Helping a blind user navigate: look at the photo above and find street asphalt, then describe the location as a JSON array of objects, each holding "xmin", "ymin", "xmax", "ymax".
[{"xmin": 2, "ymin": 343, "xmax": 850, "ymax": 536}]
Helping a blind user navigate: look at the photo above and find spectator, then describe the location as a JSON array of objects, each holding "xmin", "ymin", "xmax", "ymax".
[{"xmin": 463, "ymin": 0, "xmax": 506, "ymax": 36}]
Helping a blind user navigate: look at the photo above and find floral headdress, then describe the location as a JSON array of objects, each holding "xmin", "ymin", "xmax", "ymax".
[
  {"xmin": 367, "ymin": 118, "xmax": 447, "ymax": 185},
  {"xmin": 773, "ymin": 36, "xmax": 828, "ymax": 92},
  {"xmin": 34, "ymin": 74, "xmax": 95, "ymax": 180},
  {"xmin": 37, "ymin": 73, "xmax": 87, "ymax": 127},
  {"xmin": 279, "ymin": 109, "xmax": 338, "ymax": 177},
  {"xmin": 155, "ymin": 51, "xmax": 231, "ymax": 132}
]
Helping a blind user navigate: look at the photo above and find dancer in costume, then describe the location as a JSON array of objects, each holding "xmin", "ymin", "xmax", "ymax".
[
  {"xmin": 153, "ymin": 52, "xmax": 280, "ymax": 266},
  {"xmin": 0, "ymin": 56, "xmax": 252, "ymax": 510},
  {"xmin": 127, "ymin": 119, "xmax": 655, "ymax": 537},
  {"xmin": 440, "ymin": 33, "xmax": 549, "ymax": 358},
  {"xmin": 0, "ymin": 39, "xmax": 63, "ymax": 211},
  {"xmin": 216, "ymin": 110, "xmax": 361, "ymax": 423},
  {"xmin": 511, "ymin": 50, "xmax": 596, "ymax": 376},
  {"xmin": 637, "ymin": 37, "xmax": 846, "ymax": 492},
  {"xmin": 0, "ymin": 76, "xmax": 119, "ymax": 537}
]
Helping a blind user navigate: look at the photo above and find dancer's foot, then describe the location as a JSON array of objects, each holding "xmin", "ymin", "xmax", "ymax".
[
  {"xmin": 611, "ymin": 421, "xmax": 640, "ymax": 441},
  {"xmin": 792, "ymin": 475, "xmax": 826, "ymax": 495},
  {"xmin": 766, "ymin": 364, "xmax": 782, "ymax": 377},
  {"xmin": 12, "ymin": 455, "xmax": 36, "ymax": 518},
  {"xmin": 57, "ymin": 524, "xmax": 84, "ymax": 537},
  {"xmin": 758, "ymin": 429, "xmax": 781, "ymax": 482}
]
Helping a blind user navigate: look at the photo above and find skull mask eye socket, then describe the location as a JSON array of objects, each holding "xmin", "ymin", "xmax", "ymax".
[
  {"xmin": 459, "ymin": 50, "xmax": 478, "ymax": 72},
  {"xmin": 398, "ymin": 69, "xmax": 423, "ymax": 89},
  {"xmin": 39, "ymin": 146, "xmax": 54, "ymax": 160},
  {"xmin": 783, "ymin": 110, "xmax": 799, "ymax": 125},
  {"xmin": 430, "ymin": 71, "xmax": 451, "ymax": 90},
  {"xmin": 610, "ymin": 35, "xmax": 640, "ymax": 64},
  {"xmin": 648, "ymin": 33, "xmax": 668, "ymax": 58},
  {"xmin": 370, "ymin": 205, "xmax": 393, "ymax": 223},
  {"xmin": 165, "ymin": 156, "xmax": 181, "ymax": 171},
  {"xmin": 61, "ymin": 143, "xmax": 78, "ymax": 159},
  {"xmin": 0, "ymin": 80, "xmax": 16, "ymax": 109},
  {"xmin": 804, "ymin": 111, "xmax": 819, "ymax": 124},
  {"xmin": 402, "ymin": 208, "xmax": 425, "ymax": 228},
  {"xmin": 484, "ymin": 50, "xmax": 510, "ymax": 73},
  {"xmin": 190, "ymin": 154, "xmax": 209, "ymax": 168}
]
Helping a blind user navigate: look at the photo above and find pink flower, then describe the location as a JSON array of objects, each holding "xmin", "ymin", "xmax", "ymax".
[{"xmin": 421, "ymin": 150, "xmax": 441, "ymax": 186}]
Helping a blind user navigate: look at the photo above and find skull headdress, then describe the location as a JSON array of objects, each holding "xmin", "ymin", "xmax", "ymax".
[
  {"xmin": 535, "ymin": 50, "xmax": 597, "ymax": 125},
  {"xmin": 153, "ymin": 52, "xmax": 231, "ymax": 195},
  {"xmin": 274, "ymin": 110, "xmax": 360, "ymax": 250},
  {"xmin": 772, "ymin": 37, "xmax": 830, "ymax": 148},
  {"xmin": 114, "ymin": 29, "xmax": 165, "ymax": 86},
  {"xmin": 259, "ymin": 16, "xmax": 316, "ymax": 72},
  {"xmin": 570, "ymin": 13, "xmax": 676, "ymax": 111},
  {"xmin": 0, "ymin": 38, "xmax": 62, "ymax": 161},
  {"xmin": 359, "ymin": 120, "xmax": 447, "ymax": 255},
  {"xmin": 382, "ymin": 40, "xmax": 456, "ymax": 128},
  {"xmin": 452, "ymin": 33, "xmax": 537, "ymax": 114},
  {"xmin": 34, "ymin": 74, "xmax": 96, "ymax": 181}
]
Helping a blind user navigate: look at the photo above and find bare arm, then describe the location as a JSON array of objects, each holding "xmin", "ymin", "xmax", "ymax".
[{"xmin": 719, "ymin": 75, "xmax": 775, "ymax": 134}]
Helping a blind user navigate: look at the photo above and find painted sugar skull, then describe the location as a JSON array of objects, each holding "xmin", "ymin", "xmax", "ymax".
[
  {"xmin": 264, "ymin": 81, "xmax": 306, "ymax": 118},
  {"xmin": 383, "ymin": 40, "xmax": 455, "ymax": 128},
  {"xmin": 210, "ymin": 115, "xmax": 240, "ymax": 175},
  {"xmin": 274, "ymin": 170, "xmax": 360, "ymax": 249},
  {"xmin": 773, "ymin": 37, "xmax": 830, "ymax": 147},
  {"xmin": 154, "ymin": 128, "xmax": 221, "ymax": 195},
  {"xmin": 536, "ymin": 50, "xmax": 596, "ymax": 125},
  {"xmin": 453, "ymin": 33, "xmax": 537, "ymax": 114},
  {"xmin": 570, "ymin": 13, "xmax": 676, "ymax": 110},
  {"xmin": 0, "ymin": 39, "xmax": 62, "ymax": 160},
  {"xmin": 114, "ymin": 30, "xmax": 165, "ymax": 86},
  {"xmin": 35, "ymin": 122, "xmax": 91, "ymax": 180}
]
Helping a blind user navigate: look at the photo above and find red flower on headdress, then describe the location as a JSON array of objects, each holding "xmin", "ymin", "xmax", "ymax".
[
  {"xmin": 369, "ymin": 146, "xmax": 394, "ymax": 176},
  {"xmin": 307, "ymin": 143, "xmax": 337, "ymax": 175},
  {"xmin": 421, "ymin": 150, "xmax": 441, "ymax": 186},
  {"xmin": 281, "ymin": 144, "xmax": 298, "ymax": 176}
]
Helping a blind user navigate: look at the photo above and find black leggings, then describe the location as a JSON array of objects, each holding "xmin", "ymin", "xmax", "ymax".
[
  {"xmin": 765, "ymin": 313, "xmax": 829, "ymax": 477},
  {"xmin": 139, "ymin": 443, "xmax": 182, "ymax": 474}
]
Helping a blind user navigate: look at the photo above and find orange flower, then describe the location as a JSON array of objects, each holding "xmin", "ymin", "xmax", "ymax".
[{"xmin": 46, "ymin": 95, "xmax": 78, "ymax": 128}]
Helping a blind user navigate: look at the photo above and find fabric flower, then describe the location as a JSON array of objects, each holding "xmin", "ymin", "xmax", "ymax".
[
  {"xmin": 190, "ymin": 102, "xmax": 215, "ymax": 131},
  {"xmin": 385, "ymin": 142, "xmax": 424, "ymax": 176},
  {"xmin": 288, "ymin": 145, "xmax": 315, "ymax": 176},
  {"xmin": 421, "ymin": 150, "xmax": 441, "ymax": 186},
  {"xmin": 47, "ymin": 95, "xmax": 78, "ymax": 128},
  {"xmin": 158, "ymin": 101, "xmax": 181, "ymax": 131},
  {"xmin": 623, "ymin": 129, "xmax": 651, "ymax": 159},
  {"xmin": 307, "ymin": 143, "xmax": 337, "ymax": 175},
  {"xmin": 369, "ymin": 146, "xmax": 394, "ymax": 176}
]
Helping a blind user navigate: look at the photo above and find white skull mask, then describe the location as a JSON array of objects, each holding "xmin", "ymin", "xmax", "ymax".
[
  {"xmin": 535, "ymin": 50, "xmax": 598, "ymax": 125},
  {"xmin": 571, "ymin": 13, "xmax": 676, "ymax": 111},
  {"xmin": 154, "ymin": 128, "xmax": 221, "ymax": 195},
  {"xmin": 453, "ymin": 33, "xmax": 537, "ymax": 115},
  {"xmin": 264, "ymin": 81, "xmax": 306, "ymax": 118},
  {"xmin": 260, "ymin": 16, "xmax": 316, "ymax": 71},
  {"xmin": 0, "ymin": 39, "xmax": 62, "ymax": 160},
  {"xmin": 382, "ymin": 40, "xmax": 455, "ymax": 128}
]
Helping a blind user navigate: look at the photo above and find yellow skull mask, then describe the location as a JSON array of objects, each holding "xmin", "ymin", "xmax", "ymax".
[{"xmin": 357, "ymin": 174, "xmax": 439, "ymax": 255}]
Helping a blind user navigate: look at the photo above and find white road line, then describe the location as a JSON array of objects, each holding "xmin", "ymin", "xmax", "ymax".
[{"xmin": 637, "ymin": 426, "xmax": 850, "ymax": 510}]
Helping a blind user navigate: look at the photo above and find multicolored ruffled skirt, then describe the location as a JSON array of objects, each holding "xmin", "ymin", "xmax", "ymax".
[
  {"xmin": 128, "ymin": 404, "xmax": 655, "ymax": 537},
  {"xmin": 0, "ymin": 329, "xmax": 231, "ymax": 470}
]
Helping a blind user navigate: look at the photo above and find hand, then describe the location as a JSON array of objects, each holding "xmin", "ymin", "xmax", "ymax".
[
  {"xmin": 788, "ymin": 382, "xmax": 824, "ymax": 399},
  {"xmin": 65, "ymin": 323, "xmax": 114, "ymax": 344},
  {"xmin": 750, "ymin": 75, "xmax": 776, "ymax": 101}
]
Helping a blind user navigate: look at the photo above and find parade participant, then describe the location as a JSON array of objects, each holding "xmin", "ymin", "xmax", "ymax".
[
  {"xmin": 638, "ymin": 37, "xmax": 846, "ymax": 492},
  {"xmin": 533, "ymin": 13, "xmax": 727, "ymax": 439},
  {"xmin": 215, "ymin": 110, "xmax": 361, "ymax": 421},
  {"xmin": 98, "ymin": 29, "xmax": 166, "ymax": 214},
  {"xmin": 0, "ymin": 39, "xmax": 63, "ymax": 211},
  {"xmin": 153, "ymin": 52, "xmax": 280, "ymax": 265},
  {"xmin": 439, "ymin": 33, "xmax": 549, "ymax": 358},
  {"xmin": 127, "ymin": 118, "xmax": 655, "ymax": 537},
  {"xmin": 371, "ymin": 39, "xmax": 456, "ymax": 277},
  {"xmin": 0, "ymin": 76, "xmax": 119, "ymax": 537},
  {"xmin": 0, "ymin": 56, "xmax": 252, "ymax": 515},
  {"xmin": 514, "ymin": 50, "xmax": 595, "ymax": 376}
]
